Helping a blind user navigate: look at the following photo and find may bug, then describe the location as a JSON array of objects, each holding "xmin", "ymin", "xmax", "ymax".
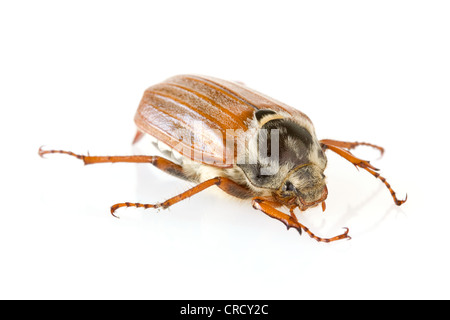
[{"xmin": 39, "ymin": 74, "xmax": 406, "ymax": 242}]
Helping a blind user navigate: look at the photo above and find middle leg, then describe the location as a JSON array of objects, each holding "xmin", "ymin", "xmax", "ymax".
[{"xmin": 111, "ymin": 176, "xmax": 253, "ymax": 217}]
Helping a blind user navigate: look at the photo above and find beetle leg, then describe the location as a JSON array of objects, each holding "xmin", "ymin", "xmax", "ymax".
[
  {"xmin": 321, "ymin": 144, "xmax": 407, "ymax": 206},
  {"xmin": 39, "ymin": 147, "xmax": 156, "ymax": 165},
  {"xmin": 361, "ymin": 166, "xmax": 408, "ymax": 206},
  {"xmin": 320, "ymin": 143, "xmax": 379, "ymax": 171},
  {"xmin": 111, "ymin": 176, "xmax": 252, "ymax": 217},
  {"xmin": 289, "ymin": 206, "xmax": 298, "ymax": 221},
  {"xmin": 111, "ymin": 177, "xmax": 221, "ymax": 217},
  {"xmin": 320, "ymin": 139, "xmax": 384, "ymax": 157},
  {"xmin": 252, "ymin": 198, "xmax": 351, "ymax": 243},
  {"xmin": 38, "ymin": 147, "xmax": 192, "ymax": 180}
]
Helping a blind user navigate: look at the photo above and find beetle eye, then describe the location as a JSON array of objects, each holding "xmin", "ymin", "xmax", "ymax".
[{"xmin": 282, "ymin": 181, "xmax": 296, "ymax": 192}]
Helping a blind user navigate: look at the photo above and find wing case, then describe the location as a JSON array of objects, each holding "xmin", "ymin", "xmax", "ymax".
[{"xmin": 135, "ymin": 74, "xmax": 312, "ymax": 167}]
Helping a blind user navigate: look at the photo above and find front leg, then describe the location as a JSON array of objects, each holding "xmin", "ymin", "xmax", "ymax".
[
  {"xmin": 252, "ymin": 198, "xmax": 350, "ymax": 243},
  {"xmin": 320, "ymin": 141, "xmax": 407, "ymax": 206},
  {"xmin": 320, "ymin": 139, "xmax": 384, "ymax": 157}
]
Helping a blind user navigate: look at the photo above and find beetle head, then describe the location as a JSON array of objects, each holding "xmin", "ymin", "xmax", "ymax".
[
  {"xmin": 277, "ymin": 163, "xmax": 328, "ymax": 210},
  {"xmin": 238, "ymin": 109, "xmax": 328, "ymax": 209}
]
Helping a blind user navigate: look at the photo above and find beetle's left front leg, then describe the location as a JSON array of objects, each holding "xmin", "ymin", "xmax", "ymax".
[{"xmin": 252, "ymin": 198, "xmax": 350, "ymax": 243}]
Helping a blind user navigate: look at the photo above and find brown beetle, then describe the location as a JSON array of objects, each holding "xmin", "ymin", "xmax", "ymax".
[{"xmin": 39, "ymin": 74, "xmax": 406, "ymax": 242}]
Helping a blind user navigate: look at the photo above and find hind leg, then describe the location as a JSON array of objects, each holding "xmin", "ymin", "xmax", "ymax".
[{"xmin": 38, "ymin": 147, "xmax": 188, "ymax": 179}]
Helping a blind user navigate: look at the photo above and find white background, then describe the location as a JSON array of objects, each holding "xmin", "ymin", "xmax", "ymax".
[{"xmin": 1, "ymin": 1, "xmax": 449, "ymax": 299}]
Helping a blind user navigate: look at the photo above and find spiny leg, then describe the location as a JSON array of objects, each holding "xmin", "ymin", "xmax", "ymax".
[
  {"xmin": 363, "ymin": 167, "xmax": 407, "ymax": 206},
  {"xmin": 111, "ymin": 177, "xmax": 220, "ymax": 217},
  {"xmin": 321, "ymin": 143, "xmax": 379, "ymax": 171},
  {"xmin": 322, "ymin": 144, "xmax": 407, "ymax": 206},
  {"xmin": 111, "ymin": 176, "xmax": 251, "ymax": 217},
  {"xmin": 320, "ymin": 139, "xmax": 384, "ymax": 157},
  {"xmin": 252, "ymin": 198, "xmax": 350, "ymax": 243},
  {"xmin": 38, "ymin": 146, "xmax": 189, "ymax": 178},
  {"xmin": 39, "ymin": 147, "xmax": 155, "ymax": 165}
]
